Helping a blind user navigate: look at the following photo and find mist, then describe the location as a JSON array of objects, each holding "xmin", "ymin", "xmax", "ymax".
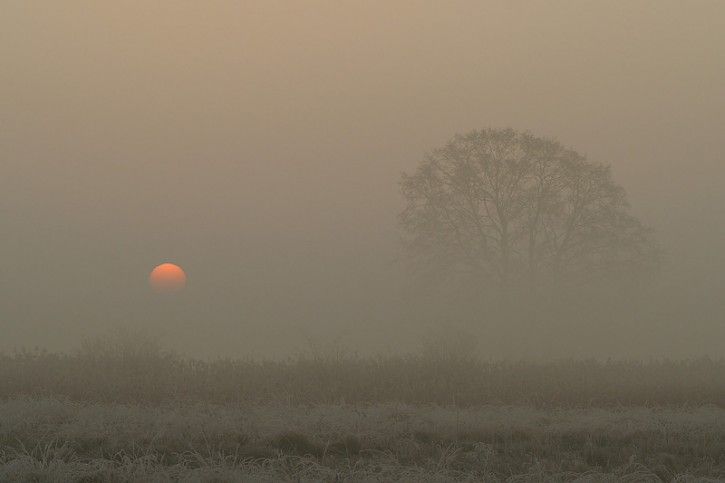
[{"xmin": 2, "ymin": 1, "xmax": 724, "ymax": 360}]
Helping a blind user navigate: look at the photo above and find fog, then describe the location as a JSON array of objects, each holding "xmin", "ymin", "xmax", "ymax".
[{"xmin": 2, "ymin": 1, "xmax": 724, "ymax": 360}]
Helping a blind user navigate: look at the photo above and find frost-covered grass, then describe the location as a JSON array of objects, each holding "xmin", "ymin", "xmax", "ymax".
[
  {"xmin": 1, "ymin": 398, "xmax": 724, "ymax": 482},
  {"xmin": 2, "ymin": 348, "xmax": 725, "ymax": 480}
]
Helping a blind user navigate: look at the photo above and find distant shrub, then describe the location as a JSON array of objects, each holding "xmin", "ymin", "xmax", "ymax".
[
  {"xmin": 1, "ymin": 347, "xmax": 724, "ymax": 407},
  {"xmin": 419, "ymin": 326, "xmax": 479, "ymax": 363},
  {"xmin": 77, "ymin": 326, "xmax": 164, "ymax": 361}
]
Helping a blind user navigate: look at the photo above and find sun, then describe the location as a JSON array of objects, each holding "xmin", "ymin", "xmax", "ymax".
[{"xmin": 149, "ymin": 263, "xmax": 186, "ymax": 293}]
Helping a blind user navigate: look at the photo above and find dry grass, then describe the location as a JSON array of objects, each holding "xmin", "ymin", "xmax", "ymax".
[
  {"xmin": 1, "ymin": 348, "xmax": 724, "ymax": 480},
  {"xmin": 1, "ymin": 398, "xmax": 724, "ymax": 482}
]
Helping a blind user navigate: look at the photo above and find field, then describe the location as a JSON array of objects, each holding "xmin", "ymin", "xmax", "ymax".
[{"xmin": 1, "ymin": 348, "xmax": 725, "ymax": 482}]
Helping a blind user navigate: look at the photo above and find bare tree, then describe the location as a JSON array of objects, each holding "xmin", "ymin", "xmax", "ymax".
[{"xmin": 399, "ymin": 128, "xmax": 660, "ymax": 297}]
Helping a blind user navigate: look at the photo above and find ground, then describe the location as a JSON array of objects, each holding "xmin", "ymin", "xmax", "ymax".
[{"xmin": 1, "ymin": 350, "xmax": 724, "ymax": 481}]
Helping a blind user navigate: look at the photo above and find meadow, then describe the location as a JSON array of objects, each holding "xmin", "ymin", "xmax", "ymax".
[{"xmin": 1, "ymin": 346, "xmax": 724, "ymax": 482}]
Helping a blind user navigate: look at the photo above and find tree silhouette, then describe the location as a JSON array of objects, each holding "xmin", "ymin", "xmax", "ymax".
[{"xmin": 399, "ymin": 128, "xmax": 660, "ymax": 297}]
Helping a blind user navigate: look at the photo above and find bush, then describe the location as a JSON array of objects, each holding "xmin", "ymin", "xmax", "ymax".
[{"xmin": 1, "ymin": 345, "xmax": 725, "ymax": 407}]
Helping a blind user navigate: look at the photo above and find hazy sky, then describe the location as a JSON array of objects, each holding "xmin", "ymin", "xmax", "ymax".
[{"xmin": 2, "ymin": 1, "xmax": 724, "ymax": 359}]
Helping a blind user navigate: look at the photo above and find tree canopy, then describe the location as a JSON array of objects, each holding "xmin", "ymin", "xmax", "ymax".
[{"xmin": 399, "ymin": 128, "xmax": 660, "ymax": 296}]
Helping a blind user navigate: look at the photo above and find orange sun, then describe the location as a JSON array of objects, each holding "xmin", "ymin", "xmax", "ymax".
[{"xmin": 149, "ymin": 263, "xmax": 186, "ymax": 293}]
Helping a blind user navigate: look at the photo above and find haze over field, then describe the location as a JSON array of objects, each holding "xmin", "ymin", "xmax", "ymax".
[{"xmin": 2, "ymin": 1, "xmax": 724, "ymax": 359}]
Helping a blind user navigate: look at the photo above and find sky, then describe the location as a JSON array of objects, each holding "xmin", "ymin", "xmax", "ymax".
[{"xmin": 1, "ymin": 1, "xmax": 724, "ymax": 359}]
